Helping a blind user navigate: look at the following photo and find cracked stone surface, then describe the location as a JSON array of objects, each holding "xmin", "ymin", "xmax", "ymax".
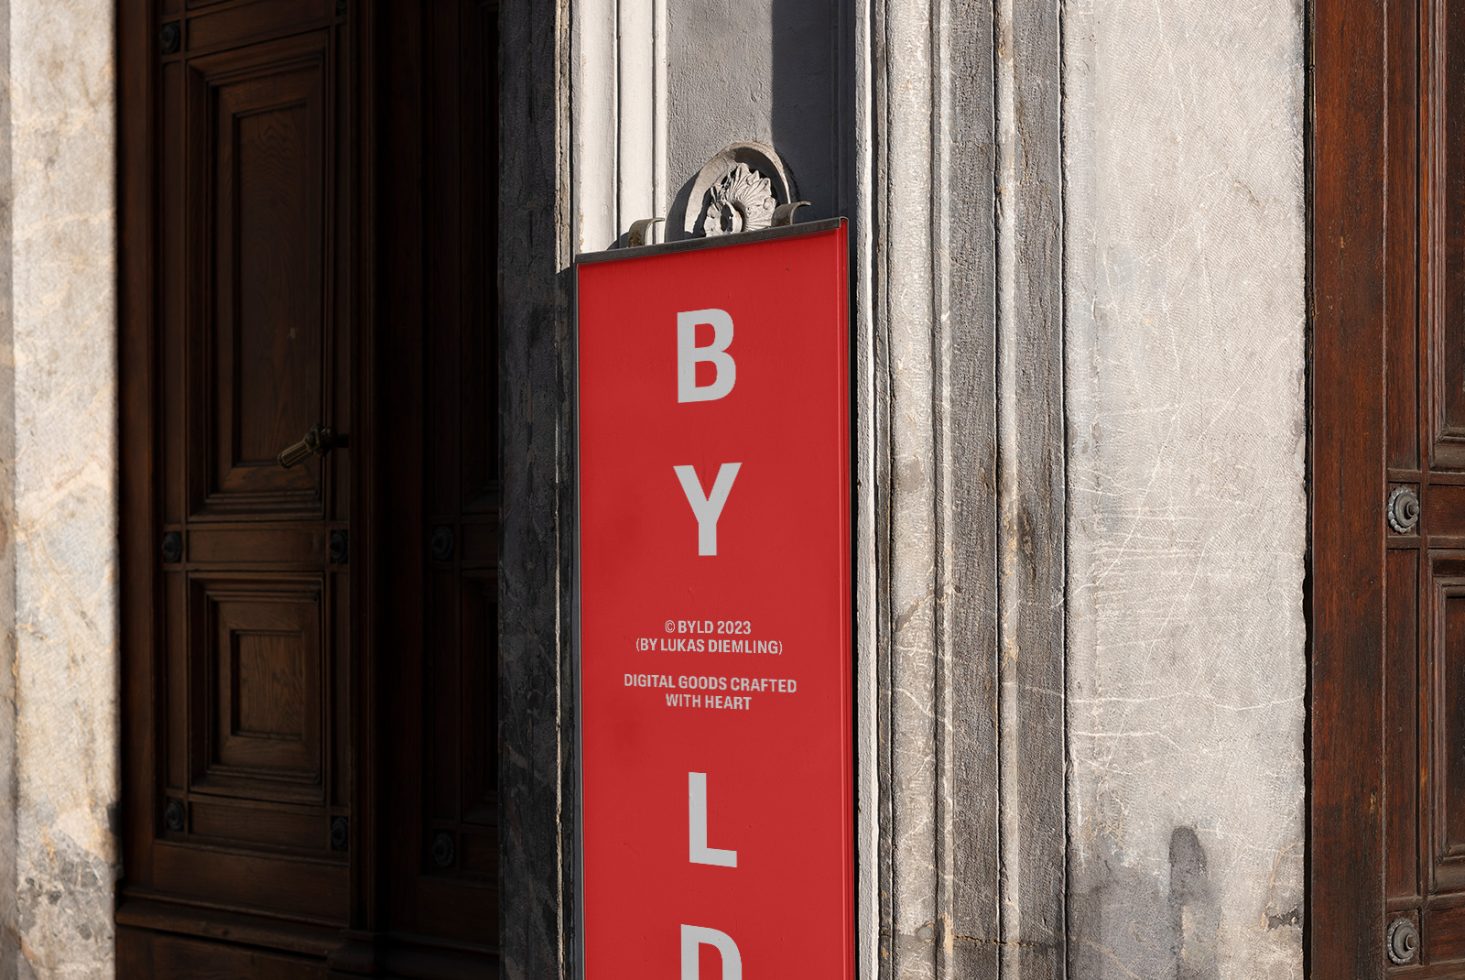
[{"xmin": 1063, "ymin": 0, "xmax": 1307, "ymax": 977}]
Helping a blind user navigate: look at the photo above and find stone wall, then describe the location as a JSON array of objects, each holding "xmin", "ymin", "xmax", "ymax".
[
  {"xmin": 666, "ymin": 0, "xmax": 848, "ymax": 227},
  {"xmin": 1063, "ymin": 1, "xmax": 1308, "ymax": 976}
]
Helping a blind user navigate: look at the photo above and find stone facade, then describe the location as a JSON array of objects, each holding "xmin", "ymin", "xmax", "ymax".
[{"xmin": 0, "ymin": 0, "xmax": 1305, "ymax": 977}]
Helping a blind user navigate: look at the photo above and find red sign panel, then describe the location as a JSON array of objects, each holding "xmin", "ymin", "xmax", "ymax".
[{"xmin": 577, "ymin": 219, "xmax": 853, "ymax": 978}]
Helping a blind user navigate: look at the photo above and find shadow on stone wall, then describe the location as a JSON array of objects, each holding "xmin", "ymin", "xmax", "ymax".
[{"xmin": 1069, "ymin": 827, "xmax": 1221, "ymax": 980}]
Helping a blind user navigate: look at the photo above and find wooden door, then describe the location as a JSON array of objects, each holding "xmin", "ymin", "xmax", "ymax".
[
  {"xmin": 1381, "ymin": 4, "xmax": 1465, "ymax": 971},
  {"xmin": 1314, "ymin": 1, "xmax": 1465, "ymax": 975},
  {"xmin": 117, "ymin": 0, "xmax": 359, "ymax": 973},
  {"xmin": 117, "ymin": 0, "xmax": 502, "ymax": 975}
]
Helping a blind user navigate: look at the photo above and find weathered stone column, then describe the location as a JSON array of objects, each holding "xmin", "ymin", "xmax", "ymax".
[{"xmin": 0, "ymin": 0, "xmax": 119, "ymax": 977}]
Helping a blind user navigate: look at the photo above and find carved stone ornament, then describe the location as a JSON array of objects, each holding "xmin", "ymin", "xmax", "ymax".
[{"xmin": 684, "ymin": 142, "xmax": 798, "ymax": 238}]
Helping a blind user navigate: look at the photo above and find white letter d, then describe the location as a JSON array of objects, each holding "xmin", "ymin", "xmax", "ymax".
[{"xmin": 681, "ymin": 925, "xmax": 742, "ymax": 980}]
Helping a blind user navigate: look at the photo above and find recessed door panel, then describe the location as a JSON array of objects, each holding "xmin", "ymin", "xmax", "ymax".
[
  {"xmin": 1434, "ymin": 0, "xmax": 1465, "ymax": 468},
  {"xmin": 188, "ymin": 35, "xmax": 331, "ymax": 516},
  {"xmin": 1385, "ymin": 549, "xmax": 1419, "ymax": 901},
  {"xmin": 191, "ymin": 576, "xmax": 325, "ymax": 795},
  {"xmin": 1430, "ymin": 558, "xmax": 1465, "ymax": 892}
]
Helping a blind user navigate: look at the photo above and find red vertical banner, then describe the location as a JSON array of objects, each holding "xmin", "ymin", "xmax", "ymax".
[{"xmin": 576, "ymin": 220, "xmax": 853, "ymax": 978}]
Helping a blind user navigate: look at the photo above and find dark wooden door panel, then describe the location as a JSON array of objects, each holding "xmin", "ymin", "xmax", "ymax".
[
  {"xmin": 378, "ymin": 0, "xmax": 502, "ymax": 960},
  {"xmin": 1315, "ymin": 0, "xmax": 1416, "ymax": 973},
  {"xmin": 192, "ymin": 576, "xmax": 326, "ymax": 797},
  {"xmin": 188, "ymin": 33, "xmax": 332, "ymax": 515},
  {"xmin": 1430, "ymin": 558, "xmax": 1465, "ymax": 894},
  {"xmin": 1433, "ymin": 0, "xmax": 1465, "ymax": 468},
  {"xmin": 120, "ymin": 929, "xmax": 330, "ymax": 980},
  {"xmin": 1425, "ymin": 904, "xmax": 1465, "ymax": 964},
  {"xmin": 151, "ymin": 842, "xmax": 348, "ymax": 918},
  {"xmin": 459, "ymin": 569, "xmax": 500, "ymax": 829},
  {"xmin": 1386, "ymin": 547, "xmax": 1421, "ymax": 903},
  {"xmin": 164, "ymin": 5, "xmax": 348, "ymax": 922},
  {"xmin": 186, "ymin": 0, "xmax": 336, "ymax": 55}
]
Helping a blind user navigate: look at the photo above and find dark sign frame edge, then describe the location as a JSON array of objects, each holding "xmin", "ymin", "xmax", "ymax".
[{"xmin": 573, "ymin": 216, "xmax": 847, "ymax": 266}]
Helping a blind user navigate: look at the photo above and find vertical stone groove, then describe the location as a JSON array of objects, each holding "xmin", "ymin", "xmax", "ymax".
[
  {"xmin": 0, "ymin": 2, "xmax": 15, "ymax": 975},
  {"xmin": 995, "ymin": 0, "xmax": 1067, "ymax": 975}
]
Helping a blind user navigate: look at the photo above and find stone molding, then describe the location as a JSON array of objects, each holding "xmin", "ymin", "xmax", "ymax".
[{"xmin": 863, "ymin": 1, "xmax": 1066, "ymax": 976}]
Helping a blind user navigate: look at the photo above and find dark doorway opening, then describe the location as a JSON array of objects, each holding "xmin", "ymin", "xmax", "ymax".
[{"xmin": 116, "ymin": 2, "xmax": 502, "ymax": 975}]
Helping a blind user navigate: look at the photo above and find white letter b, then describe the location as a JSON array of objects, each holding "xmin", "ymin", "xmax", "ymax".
[{"xmin": 677, "ymin": 309, "xmax": 736, "ymax": 403}]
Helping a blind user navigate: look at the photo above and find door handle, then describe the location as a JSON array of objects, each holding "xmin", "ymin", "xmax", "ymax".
[{"xmin": 277, "ymin": 425, "xmax": 340, "ymax": 468}]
